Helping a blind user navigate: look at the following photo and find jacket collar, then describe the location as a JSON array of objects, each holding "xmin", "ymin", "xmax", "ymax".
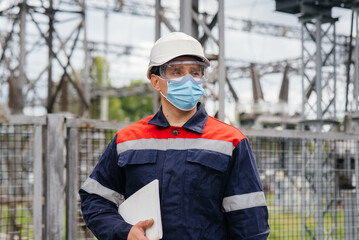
[{"xmin": 148, "ymin": 102, "xmax": 208, "ymax": 134}]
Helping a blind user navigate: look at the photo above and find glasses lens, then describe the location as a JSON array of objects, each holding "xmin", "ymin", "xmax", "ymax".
[{"xmin": 160, "ymin": 61, "xmax": 207, "ymax": 83}]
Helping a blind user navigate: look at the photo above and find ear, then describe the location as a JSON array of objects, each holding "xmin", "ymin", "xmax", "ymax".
[{"xmin": 150, "ymin": 74, "xmax": 161, "ymax": 92}]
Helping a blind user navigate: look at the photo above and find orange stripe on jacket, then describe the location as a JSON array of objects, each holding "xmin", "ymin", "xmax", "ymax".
[{"xmin": 116, "ymin": 115, "xmax": 247, "ymax": 148}]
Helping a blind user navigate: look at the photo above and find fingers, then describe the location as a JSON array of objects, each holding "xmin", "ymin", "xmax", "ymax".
[
  {"xmin": 127, "ymin": 219, "xmax": 154, "ymax": 240},
  {"xmin": 137, "ymin": 219, "xmax": 154, "ymax": 229}
]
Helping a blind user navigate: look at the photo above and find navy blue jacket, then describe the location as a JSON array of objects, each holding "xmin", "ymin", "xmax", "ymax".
[{"xmin": 79, "ymin": 103, "xmax": 270, "ymax": 239}]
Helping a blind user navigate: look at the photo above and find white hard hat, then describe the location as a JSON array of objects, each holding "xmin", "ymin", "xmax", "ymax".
[{"xmin": 147, "ymin": 32, "xmax": 210, "ymax": 79}]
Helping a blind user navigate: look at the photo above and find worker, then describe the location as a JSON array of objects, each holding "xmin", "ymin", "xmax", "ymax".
[{"xmin": 79, "ymin": 31, "xmax": 270, "ymax": 240}]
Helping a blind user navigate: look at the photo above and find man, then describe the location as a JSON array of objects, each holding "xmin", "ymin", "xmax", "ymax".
[{"xmin": 79, "ymin": 32, "xmax": 270, "ymax": 240}]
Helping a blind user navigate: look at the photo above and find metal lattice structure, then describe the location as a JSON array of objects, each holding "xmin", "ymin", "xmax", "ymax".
[
  {"xmin": 354, "ymin": 6, "xmax": 359, "ymax": 123},
  {"xmin": 274, "ymin": 1, "xmax": 359, "ymax": 130},
  {"xmin": 1, "ymin": 0, "xmax": 358, "ymax": 123},
  {"xmin": 274, "ymin": 3, "xmax": 355, "ymax": 238},
  {"xmin": 0, "ymin": 125, "xmax": 35, "ymax": 239},
  {"xmin": 1, "ymin": 116, "xmax": 359, "ymax": 239},
  {"xmin": 1, "ymin": 0, "xmax": 303, "ymax": 122},
  {"xmin": 300, "ymin": 15, "xmax": 338, "ymax": 129},
  {"xmin": 300, "ymin": 13, "xmax": 339, "ymax": 240},
  {"xmin": 0, "ymin": 0, "xmax": 89, "ymax": 115},
  {"xmin": 248, "ymin": 129, "xmax": 359, "ymax": 240},
  {"xmin": 0, "ymin": 116, "xmax": 44, "ymax": 240}
]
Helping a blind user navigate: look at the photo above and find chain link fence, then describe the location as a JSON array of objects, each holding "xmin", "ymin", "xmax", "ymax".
[
  {"xmin": 0, "ymin": 116, "xmax": 44, "ymax": 240},
  {"xmin": 246, "ymin": 130, "xmax": 359, "ymax": 240},
  {"xmin": 0, "ymin": 124, "xmax": 34, "ymax": 240},
  {"xmin": 0, "ymin": 115, "xmax": 358, "ymax": 240},
  {"xmin": 77, "ymin": 128, "xmax": 118, "ymax": 239}
]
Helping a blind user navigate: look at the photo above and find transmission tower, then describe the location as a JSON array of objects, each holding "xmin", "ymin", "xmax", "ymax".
[
  {"xmin": 275, "ymin": 1, "xmax": 359, "ymax": 239},
  {"xmin": 275, "ymin": 0, "xmax": 359, "ymax": 132},
  {"xmin": 1, "ymin": 0, "xmax": 354, "ymax": 123},
  {"xmin": 300, "ymin": 14, "xmax": 338, "ymax": 131},
  {"xmin": 0, "ymin": 0, "xmax": 89, "ymax": 115}
]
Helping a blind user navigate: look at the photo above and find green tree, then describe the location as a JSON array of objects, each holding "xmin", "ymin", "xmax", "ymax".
[
  {"xmin": 90, "ymin": 56, "xmax": 153, "ymax": 121},
  {"xmin": 109, "ymin": 80, "xmax": 153, "ymax": 121}
]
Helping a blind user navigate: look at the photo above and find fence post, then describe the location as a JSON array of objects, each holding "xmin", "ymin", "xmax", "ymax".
[
  {"xmin": 355, "ymin": 140, "xmax": 359, "ymax": 238},
  {"xmin": 66, "ymin": 127, "xmax": 79, "ymax": 240},
  {"xmin": 45, "ymin": 114, "xmax": 65, "ymax": 239},
  {"xmin": 33, "ymin": 125, "xmax": 43, "ymax": 240}
]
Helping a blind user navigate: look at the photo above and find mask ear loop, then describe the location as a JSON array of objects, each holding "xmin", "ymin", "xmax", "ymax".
[{"xmin": 159, "ymin": 91, "xmax": 166, "ymax": 99}]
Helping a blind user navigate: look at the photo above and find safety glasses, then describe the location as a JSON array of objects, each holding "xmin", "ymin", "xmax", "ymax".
[{"xmin": 159, "ymin": 61, "xmax": 208, "ymax": 84}]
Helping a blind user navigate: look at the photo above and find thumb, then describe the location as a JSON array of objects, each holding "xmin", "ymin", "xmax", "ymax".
[{"xmin": 138, "ymin": 219, "xmax": 154, "ymax": 229}]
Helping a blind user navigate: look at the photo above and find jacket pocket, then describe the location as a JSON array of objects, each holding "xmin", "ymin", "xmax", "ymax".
[
  {"xmin": 184, "ymin": 149, "xmax": 229, "ymax": 198},
  {"xmin": 118, "ymin": 150, "xmax": 158, "ymax": 196}
]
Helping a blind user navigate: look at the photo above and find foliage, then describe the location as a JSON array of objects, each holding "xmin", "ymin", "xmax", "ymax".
[
  {"xmin": 90, "ymin": 56, "xmax": 153, "ymax": 121},
  {"xmin": 266, "ymin": 194, "xmax": 345, "ymax": 239},
  {"xmin": 108, "ymin": 92, "xmax": 153, "ymax": 122},
  {"xmin": 0, "ymin": 205, "xmax": 34, "ymax": 239},
  {"xmin": 91, "ymin": 56, "xmax": 110, "ymax": 86}
]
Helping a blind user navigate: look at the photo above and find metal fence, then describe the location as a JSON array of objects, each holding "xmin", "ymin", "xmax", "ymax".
[
  {"xmin": 244, "ymin": 129, "xmax": 359, "ymax": 240},
  {"xmin": 0, "ymin": 114, "xmax": 358, "ymax": 240},
  {"xmin": 0, "ymin": 116, "xmax": 44, "ymax": 240}
]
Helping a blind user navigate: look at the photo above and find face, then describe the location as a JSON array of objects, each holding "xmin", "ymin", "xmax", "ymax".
[{"xmin": 150, "ymin": 56, "xmax": 201, "ymax": 96}]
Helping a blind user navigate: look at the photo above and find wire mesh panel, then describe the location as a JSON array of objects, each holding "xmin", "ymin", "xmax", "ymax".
[
  {"xmin": 1, "ymin": 116, "xmax": 357, "ymax": 240},
  {"xmin": 77, "ymin": 128, "xmax": 117, "ymax": 240},
  {"xmin": 0, "ymin": 124, "xmax": 35, "ymax": 239},
  {"xmin": 248, "ymin": 133, "xmax": 359, "ymax": 240}
]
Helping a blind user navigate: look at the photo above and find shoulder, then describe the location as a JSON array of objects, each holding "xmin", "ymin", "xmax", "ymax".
[
  {"xmin": 203, "ymin": 116, "xmax": 247, "ymax": 147},
  {"xmin": 116, "ymin": 115, "xmax": 155, "ymax": 143},
  {"xmin": 205, "ymin": 116, "xmax": 246, "ymax": 138}
]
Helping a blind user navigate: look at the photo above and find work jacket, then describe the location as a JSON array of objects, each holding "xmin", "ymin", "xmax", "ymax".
[{"xmin": 79, "ymin": 103, "xmax": 270, "ymax": 240}]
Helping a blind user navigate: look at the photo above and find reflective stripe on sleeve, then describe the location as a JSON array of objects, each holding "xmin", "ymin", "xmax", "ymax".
[
  {"xmin": 117, "ymin": 138, "xmax": 234, "ymax": 156},
  {"xmin": 81, "ymin": 177, "xmax": 125, "ymax": 207},
  {"xmin": 222, "ymin": 191, "xmax": 267, "ymax": 212}
]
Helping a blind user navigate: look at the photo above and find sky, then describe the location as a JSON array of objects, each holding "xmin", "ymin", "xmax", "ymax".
[
  {"xmin": 0, "ymin": 0, "xmax": 355, "ymax": 121},
  {"xmin": 84, "ymin": 0, "xmax": 304, "ymax": 119},
  {"xmin": 83, "ymin": 0, "xmax": 353, "ymax": 120}
]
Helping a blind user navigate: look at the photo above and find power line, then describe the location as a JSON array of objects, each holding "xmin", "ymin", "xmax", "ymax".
[{"xmin": 0, "ymin": 0, "xmax": 353, "ymax": 117}]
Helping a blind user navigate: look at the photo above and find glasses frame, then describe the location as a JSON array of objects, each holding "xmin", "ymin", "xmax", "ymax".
[{"xmin": 159, "ymin": 60, "xmax": 208, "ymax": 84}]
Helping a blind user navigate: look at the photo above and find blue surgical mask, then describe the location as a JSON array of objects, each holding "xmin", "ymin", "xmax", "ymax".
[{"xmin": 160, "ymin": 74, "xmax": 205, "ymax": 111}]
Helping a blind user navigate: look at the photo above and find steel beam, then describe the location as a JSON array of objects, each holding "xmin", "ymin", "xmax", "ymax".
[
  {"xmin": 153, "ymin": 0, "xmax": 162, "ymax": 112},
  {"xmin": 180, "ymin": 0, "xmax": 193, "ymax": 35},
  {"xmin": 100, "ymin": 2, "xmax": 109, "ymax": 120},
  {"xmin": 82, "ymin": 0, "xmax": 90, "ymax": 117},
  {"xmin": 217, "ymin": 0, "xmax": 225, "ymax": 121},
  {"xmin": 1, "ymin": 0, "xmax": 349, "ymax": 119},
  {"xmin": 0, "ymin": 0, "xmax": 87, "ymax": 115},
  {"xmin": 18, "ymin": 0, "xmax": 26, "ymax": 113},
  {"xmin": 47, "ymin": 0, "xmax": 54, "ymax": 113},
  {"xmin": 298, "ymin": 11, "xmax": 339, "ymax": 240},
  {"xmin": 354, "ymin": 8, "xmax": 359, "ymax": 119},
  {"xmin": 300, "ymin": 15, "xmax": 337, "ymax": 131}
]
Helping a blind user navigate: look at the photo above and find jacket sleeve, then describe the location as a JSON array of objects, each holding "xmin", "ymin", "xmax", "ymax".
[
  {"xmin": 79, "ymin": 135, "xmax": 132, "ymax": 240},
  {"xmin": 223, "ymin": 138, "xmax": 270, "ymax": 240}
]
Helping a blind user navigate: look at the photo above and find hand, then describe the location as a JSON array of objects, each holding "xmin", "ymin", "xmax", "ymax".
[{"xmin": 127, "ymin": 219, "xmax": 154, "ymax": 240}]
